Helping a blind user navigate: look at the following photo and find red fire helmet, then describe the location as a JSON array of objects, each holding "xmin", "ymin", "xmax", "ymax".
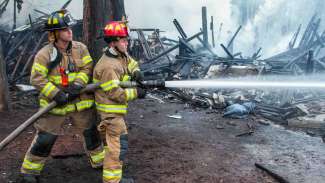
[{"xmin": 103, "ymin": 21, "xmax": 129, "ymax": 38}]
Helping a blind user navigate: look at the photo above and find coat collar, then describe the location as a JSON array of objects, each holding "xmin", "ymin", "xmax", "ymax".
[{"xmin": 104, "ymin": 47, "xmax": 127, "ymax": 59}]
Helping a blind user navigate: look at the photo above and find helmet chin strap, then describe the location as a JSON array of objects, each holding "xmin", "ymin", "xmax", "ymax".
[
  {"xmin": 53, "ymin": 31, "xmax": 58, "ymax": 43},
  {"xmin": 115, "ymin": 46, "xmax": 127, "ymax": 57},
  {"xmin": 109, "ymin": 46, "xmax": 127, "ymax": 57},
  {"xmin": 108, "ymin": 47, "xmax": 118, "ymax": 56}
]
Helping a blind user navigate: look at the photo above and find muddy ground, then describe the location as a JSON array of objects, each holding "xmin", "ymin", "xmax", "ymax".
[{"xmin": 1, "ymin": 97, "xmax": 325, "ymax": 183}]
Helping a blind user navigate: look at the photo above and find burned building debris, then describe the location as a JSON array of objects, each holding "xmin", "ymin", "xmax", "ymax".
[
  {"xmin": 1, "ymin": 1, "xmax": 325, "ymax": 183},
  {"xmin": 1, "ymin": 4, "xmax": 325, "ymax": 133}
]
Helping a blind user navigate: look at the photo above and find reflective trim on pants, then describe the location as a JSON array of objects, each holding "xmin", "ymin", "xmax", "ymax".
[
  {"xmin": 95, "ymin": 103, "xmax": 127, "ymax": 114},
  {"xmin": 22, "ymin": 158, "xmax": 44, "ymax": 173},
  {"xmin": 103, "ymin": 169, "xmax": 122, "ymax": 181},
  {"xmin": 91, "ymin": 149, "xmax": 105, "ymax": 164}
]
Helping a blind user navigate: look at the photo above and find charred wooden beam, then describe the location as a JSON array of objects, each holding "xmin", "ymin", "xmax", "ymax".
[
  {"xmin": 10, "ymin": 36, "xmax": 32, "ymax": 80},
  {"xmin": 173, "ymin": 19, "xmax": 187, "ymax": 39},
  {"xmin": 20, "ymin": 32, "xmax": 47, "ymax": 77},
  {"xmin": 4, "ymin": 32, "xmax": 31, "ymax": 61},
  {"xmin": 202, "ymin": 6, "xmax": 208, "ymax": 47},
  {"xmin": 289, "ymin": 24, "xmax": 301, "ymax": 49},
  {"xmin": 154, "ymin": 30, "xmax": 172, "ymax": 64},
  {"xmin": 197, "ymin": 36, "xmax": 216, "ymax": 55},
  {"xmin": 136, "ymin": 30, "xmax": 153, "ymax": 60},
  {"xmin": 306, "ymin": 18, "xmax": 321, "ymax": 48},
  {"xmin": 220, "ymin": 44, "xmax": 234, "ymax": 59},
  {"xmin": 61, "ymin": 0, "xmax": 72, "ymax": 9},
  {"xmin": 255, "ymin": 163, "xmax": 290, "ymax": 183},
  {"xmin": 210, "ymin": 16, "xmax": 215, "ymax": 48},
  {"xmin": 179, "ymin": 38, "xmax": 196, "ymax": 53},
  {"xmin": 298, "ymin": 14, "xmax": 317, "ymax": 48},
  {"xmin": 218, "ymin": 23, "xmax": 223, "ymax": 40},
  {"xmin": 227, "ymin": 25, "xmax": 242, "ymax": 50},
  {"xmin": 33, "ymin": 9, "xmax": 50, "ymax": 16},
  {"xmin": 252, "ymin": 47, "xmax": 262, "ymax": 59},
  {"xmin": 130, "ymin": 28, "xmax": 161, "ymax": 32},
  {"xmin": 283, "ymin": 50, "xmax": 309, "ymax": 69},
  {"xmin": 28, "ymin": 14, "xmax": 36, "ymax": 43},
  {"xmin": 148, "ymin": 31, "xmax": 203, "ymax": 62},
  {"xmin": 160, "ymin": 37, "xmax": 177, "ymax": 43},
  {"xmin": 0, "ymin": 0, "xmax": 10, "ymax": 17},
  {"xmin": 305, "ymin": 50, "xmax": 314, "ymax": 74},
  {"xmin": 314, "ymin": 59, "xmax": 325, "ymax": 69},
  {"xmin": 13, "ymin": 0, "xmax": 17, "ymax": 30}
]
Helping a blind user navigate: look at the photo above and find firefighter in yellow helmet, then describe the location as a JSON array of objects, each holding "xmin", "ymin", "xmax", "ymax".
[
  {"xmin": 19, "ymin": 10, "xmax": 104, "ymax": 183},
  {"xmin": 93, "ymin": 21, "xmax": 146, "ymax": 183}
]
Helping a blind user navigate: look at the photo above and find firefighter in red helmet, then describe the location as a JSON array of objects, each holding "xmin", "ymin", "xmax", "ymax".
[{"xmin": 93, "ymin": 21, "xmax": 146, "ymax": 183}]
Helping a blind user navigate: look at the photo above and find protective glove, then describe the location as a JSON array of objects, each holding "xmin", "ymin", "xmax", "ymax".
[
  {"xmin": 136, "ymin": 87, "xmax": 147, "ymax": 99},
  {"xmin": 53, "ymin": 91, "xmax": 68, "ymax": 106},
  {"xmin": 132, "ymin": 70, "xmax": 144, "ymax": 82},
  {"xmin": 66, "ymin": 83, "xmax": 83, "ymax": 101}
]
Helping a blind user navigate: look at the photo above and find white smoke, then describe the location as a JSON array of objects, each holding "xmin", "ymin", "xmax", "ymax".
[
  {"xmin": 1, "ymin": 0, "xmax": 325, "ymax": 58},
  {"xmin": 235, "ymin": 0, "xmax": 325, "ymax": 58},
  {"xmin": 125, "ymin": 0, "xmax": 236, "ymax": 55},
  {"xmin": 125, "ymin": 0, "xmax": 325, "ymax": 58}
]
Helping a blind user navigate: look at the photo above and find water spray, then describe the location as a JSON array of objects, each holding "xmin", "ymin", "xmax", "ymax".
[
  {"xmin": 164, "ymin": 80, "xmax": 325, "ymax": 89},
  {"xmin": 121, "ymin": 75, "xmax": 325, "ymax": 90}
]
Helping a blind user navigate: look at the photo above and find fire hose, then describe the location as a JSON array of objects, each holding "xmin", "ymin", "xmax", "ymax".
[{"xmin": 0, "ymin": 80, "xmax": 165, "ymax": 151}]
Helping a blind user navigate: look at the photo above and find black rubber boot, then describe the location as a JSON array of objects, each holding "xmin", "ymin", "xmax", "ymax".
[
  {"xmin": 120, "ymin": 178, "xmax": 134, "ymax": 183},
  {"xmin": 19, "ymin": 174, "xmax": 39, "ymax": 183}
]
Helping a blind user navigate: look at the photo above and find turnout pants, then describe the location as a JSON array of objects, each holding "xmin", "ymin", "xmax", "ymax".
[
  {"xmin": 97, "ymin": 114, "xmax": 128, "ymax": 183},
  {"xmin": 21, "ymin": 109, "xmax": 104, "ymax": 175}
]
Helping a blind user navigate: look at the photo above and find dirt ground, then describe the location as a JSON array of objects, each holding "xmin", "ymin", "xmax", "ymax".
[{"xmin": 1, "ymin": 97, "xmax": 325, "ymax": 183}]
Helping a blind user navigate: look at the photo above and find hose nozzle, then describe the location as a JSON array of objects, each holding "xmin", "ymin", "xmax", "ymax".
[
  {"xmin": 142, "ymin": 79, "xmax": 165, "ymax": 88},
  {"xmin": 119, "ymin": 80, "xmax": 165, "ymax": 88}
]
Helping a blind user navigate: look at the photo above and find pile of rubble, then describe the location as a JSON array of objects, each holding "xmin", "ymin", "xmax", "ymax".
[
  {"xmin": 126, "ymin": 7, "xmax": 325, "ymax": 134},
  {"xmin": 265, "ymin": 14, "xmax": 325, "ymax": 75},
  {"xmin": 130, "ymin": 14, "xmax": 325, "ymax": 79}
]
